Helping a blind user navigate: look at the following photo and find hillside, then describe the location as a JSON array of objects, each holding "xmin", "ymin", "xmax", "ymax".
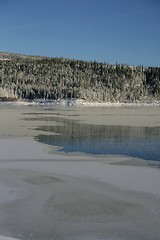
[{"xmin": 0, "ymin": 52, "xmax": 160, "ymax": 103}]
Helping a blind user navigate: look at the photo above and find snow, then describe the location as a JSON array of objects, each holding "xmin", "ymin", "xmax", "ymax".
[{"xmin": 0, "ymin": 99, "xmax": 160, "ymax": 107}]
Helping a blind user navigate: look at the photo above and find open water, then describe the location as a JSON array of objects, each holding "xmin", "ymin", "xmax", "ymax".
[{"xmin": 22, "ymin": 106, "xmax": 160, "ymax": 161}]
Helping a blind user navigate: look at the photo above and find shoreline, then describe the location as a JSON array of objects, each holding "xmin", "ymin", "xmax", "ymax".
[{"xmin": 0, "ymin": 99, "xmax": 160, "ymax": 107}]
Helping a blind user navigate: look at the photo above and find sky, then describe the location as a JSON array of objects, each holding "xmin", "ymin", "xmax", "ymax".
[{"xmin": 0, "ymin": 0, "xmax": 160, "ymax": 66}]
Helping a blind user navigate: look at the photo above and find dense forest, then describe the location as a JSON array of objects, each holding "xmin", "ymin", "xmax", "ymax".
[{"xmin": 0, "ymin": 52, "xmax": 160, "ymax": 103}]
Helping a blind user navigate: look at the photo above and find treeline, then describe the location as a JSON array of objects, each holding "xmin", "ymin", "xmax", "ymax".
[{"xmin": 0, "ymin": 52, "xmax": 160, "ymax": 102}]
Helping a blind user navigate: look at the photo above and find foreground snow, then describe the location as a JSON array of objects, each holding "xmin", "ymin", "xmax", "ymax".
[{"xmin": 0, "ymin": 138, "xmax": 160, "ymax": 240}]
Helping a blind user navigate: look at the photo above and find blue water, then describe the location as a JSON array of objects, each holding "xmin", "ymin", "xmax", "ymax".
[{"xmin": 33, "ymin": 116, "xmax": 160, "ymax": 162}]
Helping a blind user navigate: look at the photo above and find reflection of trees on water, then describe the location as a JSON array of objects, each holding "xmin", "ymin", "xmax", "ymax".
[{"xmin": 31, "ymin": 116, "xmax": 160, "ymax": 161}]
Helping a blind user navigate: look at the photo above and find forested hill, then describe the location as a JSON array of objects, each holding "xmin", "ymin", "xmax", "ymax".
[{"xmin": 0, "ymin": 52, "xmax": 160, "ymax": 103}]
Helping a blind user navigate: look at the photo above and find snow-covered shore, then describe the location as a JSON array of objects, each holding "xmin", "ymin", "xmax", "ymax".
[
  {"xmin": 0, "ymin": 98, "xmax": 160, "ymax": 107},
  {"xmin": 0, "ymin": 237, "xmax": 20, "ymax": 240}
]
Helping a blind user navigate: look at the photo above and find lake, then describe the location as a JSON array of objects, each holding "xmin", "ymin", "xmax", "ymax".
[
  {"xmin": 0, "ymin": 104, "xmax": 160, "ymax": 240},
  {"xmin": 9, "ymin": 104, "xmax": 158, "ymax": 162}
]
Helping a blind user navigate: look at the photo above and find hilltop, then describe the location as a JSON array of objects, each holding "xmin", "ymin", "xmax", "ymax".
[{"xmin": 0, "ymin": 52, "xmax": 160, "ymax": 103}]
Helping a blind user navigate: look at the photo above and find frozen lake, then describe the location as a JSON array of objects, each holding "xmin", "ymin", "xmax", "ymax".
[
  {"xmin": 18, "ymin": 105, "xmax": 160, "ymax": 162},
  {"xmin": 0, "ymin": 104, "xmax": 160, "ymax": 240}
]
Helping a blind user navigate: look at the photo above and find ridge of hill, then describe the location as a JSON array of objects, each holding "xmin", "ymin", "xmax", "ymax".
[{"xmin": 0, "ymin": 52, "xmax": 160, "ymax": 103}]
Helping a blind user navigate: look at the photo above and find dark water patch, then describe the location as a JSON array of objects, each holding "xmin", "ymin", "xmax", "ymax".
[{"xmin": 32, "ymin": 116, "xmax": 160, "ymax": 161}]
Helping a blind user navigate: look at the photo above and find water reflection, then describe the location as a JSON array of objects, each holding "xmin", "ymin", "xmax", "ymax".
[{"xmin": 25, "ymin": 115, "xmax": 160, "ymax": 161}]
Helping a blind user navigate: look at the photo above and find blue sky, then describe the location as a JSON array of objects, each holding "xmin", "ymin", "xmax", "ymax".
[{"xmin": 0, "ymin": 0, "xmax": 160, "ymax": 66}]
